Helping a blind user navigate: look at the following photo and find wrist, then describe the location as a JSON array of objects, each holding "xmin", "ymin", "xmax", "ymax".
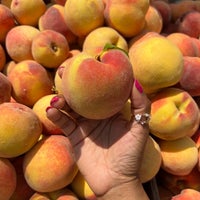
[{"xmin": 97, "ymin": 179, "xmax": 150, "ymax": 200}]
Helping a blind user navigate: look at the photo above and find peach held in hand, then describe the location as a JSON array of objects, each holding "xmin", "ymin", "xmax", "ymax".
[
  {"xmin": 149, "ymin": 87, "xmax": 200, "ymax": 140},
  {"xmin": 61, "ymin": 45, "xmax": 134, "ymax": 119},
  {"xmin": 0, "ymin": 102, "xmax": 42, "ymax": 158}
]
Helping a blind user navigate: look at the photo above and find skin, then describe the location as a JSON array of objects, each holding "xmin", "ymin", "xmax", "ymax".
[{"xmin": 46, "ymin": 68, "xmax": 151, "ymax": 200}]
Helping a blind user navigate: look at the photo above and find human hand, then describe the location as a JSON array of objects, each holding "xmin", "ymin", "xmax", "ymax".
[{"xmin": 46, "ymin": 78, "xmax": 151, "ymax": 199}]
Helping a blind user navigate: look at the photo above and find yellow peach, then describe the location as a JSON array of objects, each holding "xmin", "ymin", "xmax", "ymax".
[
  {"xmin": 8, "ymin": 60, "xmax": 54, "ymax": 107},
  {"xmin": 32, "ymin": 94, "xmax": 63, "ymax": 135},
  {"xmin": 129, "ymin": 32, "xmax": 183, "ymax": 94},
  {"xmin": 82, "ymin": 26, "xmax": 128, "ymax": 57},
  {"xmin": 70, "ymin": 171, "xmax": 96, "ymax": 200},
  {"xmin": 104, "ymin": 0, "xmax": 150, "ymax": 37},
  {"xmin": 23, "ymin": 135, "xmax": 78, "ymax": 193},
  {"xmin": 143, "ymin": 5, "xmax": 163, "ymax": 33},
  {"xmin": 0, "ymin": 102, "xmax": 42, "ymax": 158},
  {"xmin": 31, "ymin": 30, "xmax": 70, "ymax": 69},
  {"xmin": 64, "ymin": 0, "xmax": 105, "ymax": 37},
  {"xmin": 5, "ymin": 25, "xmax": 40, "ymax": 62},
  {"xmin": 38, "ymin": 4, "xmax": 77, "ymax": 45},
  {"xmin": 139, "ymin": 136, "xmax": 162, "ymax": 183},
  {"xmin": 159, "ymin": 136, "xmax": 198, "ymax": 176},
  {"xmin": 149, "ymin": 88, "xmax": 200, "ymax": 140},
  {"xmin": 10, "ymin": 0, "xmax": 47, "ymax": 26}
]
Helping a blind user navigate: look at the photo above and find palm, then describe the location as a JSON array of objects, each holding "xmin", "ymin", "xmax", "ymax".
[{"xmin": 68, "ymin": 114, "xmax": 148, "ymax": 195}]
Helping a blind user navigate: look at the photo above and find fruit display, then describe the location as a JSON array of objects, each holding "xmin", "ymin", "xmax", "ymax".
[{"xmin": 0, "ymin": 0, "xmax": 200, "ymax": 199}]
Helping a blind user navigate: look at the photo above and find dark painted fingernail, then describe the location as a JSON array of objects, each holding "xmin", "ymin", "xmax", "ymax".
[
  {"xmin": 135, "ymin": 80, "xmax": 143, "ymax": 94},
  {"xmin": 46, "ymin": 106, "xmax": 53, "ymax": 112},
  {"xmin": 50, "ymin": 96, "xmax": 59, "ymax": 106}
]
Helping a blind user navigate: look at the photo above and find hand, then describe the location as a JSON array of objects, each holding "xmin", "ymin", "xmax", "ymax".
[{"xmin": 46, "ymin": 79, "xmax": 151, "ymax": 200}]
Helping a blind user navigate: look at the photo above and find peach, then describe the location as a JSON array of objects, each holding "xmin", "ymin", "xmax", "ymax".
[
  {"xmin": 0, "ymin": 157, "xmax": 17, "ymax": 200},
  {"xmin": 10, "ymin": 0, "xmax": 46, "ymax": 26},
  {"xmin": 29, "ymin": 192, "xmax": 50, "ymax": 200},
  {"xmin": 61, "ymin": 49, "xmax": 134, "ymax": 119},
  {"xmin": 23, "ymin": 135, "xmax": 78, "ymax": 193},
  {"xmin": 191, "ymin": 37, "xmax": 200, "ymax": 57},
  {"xmin": 167, "ymin": 32, "xmax": 197, "ymax": 57},
  {"xmin": 171, "ymin": 188, "xmax": 200, "ymax": 200},
  {"xmin": 129, "ymin": 33, "xmax": 183, "ymax": 94},
  {"xmin": 0, "ymin": 4, "xmax": 16, "ymax": 44},
  {"xmin": 0, "ymin": 44, "xmax": 6, "ymax": 71},
  {"xmin": 33, "ymin": 94, "xmax": 64, "ymax": 135},
  {"xmin": 158, "ymin": 136, "xmax": 198, "ymax": 176},
  {"xmin": 191, "ymin": 127, "xmax": 200, "ymax": 149},
  {"xmin": 139, "ymin": 136, "xmax": 162, "ymax": 183},
  {"xmin": 0, "ymin": 72, "xmax": 12, "ymax": 104},
  {"xmin": 0, "ymin": 102, "xmax": 42, "ymax": 158},
  {"xmin": 48, "ymin": 188, "xmax": 79, "ymax": 200},
  {"xmin": 178, "ymin": 56, "xmax": 200, "ymax": 97},
  {"xmin": 10, "ymin": 156, "xmax": 35, "ymax": 200},
  {"xmin": 104, "ymin": 0, "xmax": 149, "ymax": 38},
  {"xmin": 8, "ymin": 60, "xmax": 54, "ymax": 107},
  {"xmin": 31, "ymin": 30, "xmax": 70, "ymax": 69},
  {"xmin": 54, "ymin": 49, "xmax": 81, "ymax": 94},
  {"xmin": 157, "ymin": 166, "xmax": 200, "ymax": 195},
  {"xmin": 169, "ymin": 0, "xmax": 200, "ymax": 22},
  {"xmin": 176, "ymin": 10, "xmax": 200, "ymax": 38},
  {"xmin": 82, "ymin": 26, "xmax": 128, "ymax": 57},
  {"xmin": 151, "ymin": 0, "xmax": 172, "ymax": 27},
  {"xmin": 2, "ymin": 60, "xmax": 16, "ymax": 76},
  {"xmin": 142, "ymin": 5, "xmax": 163, "ymax": 33},
  {"xmin": 149, "ymin": 88, "xmax": 200, "ymax": 140},
  {"xmin": 64, "ymin": 0, "xmax": 104, "ymax": 37},
  {"xmin": 5, "ymin": 25, "xmax": 40, "ymax": 62},
  {"xmin": 30, "ymin": 188, "xmax": 79, "ymax": 200},
  {"xmin": 70, "ymin": 171, "xmax": 96, "ymax": 200},
  {"xmin": 38, "ymin": 4, "xmax": 77, "ymax": 45}
]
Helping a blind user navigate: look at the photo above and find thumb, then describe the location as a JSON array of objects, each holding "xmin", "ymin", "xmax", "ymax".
[{"xmin": 130, "ymin": 80, "xmax": 151, "ymax": 129}]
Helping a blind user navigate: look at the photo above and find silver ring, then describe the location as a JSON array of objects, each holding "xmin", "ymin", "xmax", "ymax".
[{"xmin": 134, "ymin": 113, "xmax": 151, "ymax": 125}]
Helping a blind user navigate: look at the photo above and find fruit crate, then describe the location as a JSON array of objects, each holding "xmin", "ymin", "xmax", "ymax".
[{"xmin": 143, "ymin": 177, "xmax": 161, "ymax": 200}]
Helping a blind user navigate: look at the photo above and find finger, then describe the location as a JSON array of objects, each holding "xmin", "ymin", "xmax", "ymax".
[
  {"xmin": 130, "ymin": 80, "xmax": 151, "ymax": 130},
  {"xmin": 46, "ymin": 106, "xmax": 77, "ymax": 137}
]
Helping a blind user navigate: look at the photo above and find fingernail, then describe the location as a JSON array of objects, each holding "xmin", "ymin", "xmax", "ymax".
[
  {"xmin": 135, "ymin": 80, "xmax": 143, "ymax": 93},
  {"xmin": 46, "ymin": 106, "xmax": 53, "ymax": 112},
  {"xmin": 50, "ymin": 96, "xmax": 59, "ymax": 106}
]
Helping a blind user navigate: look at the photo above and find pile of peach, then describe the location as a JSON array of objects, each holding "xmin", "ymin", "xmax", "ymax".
[{"xmin": 0, "ymin": 0, "xmax": 200, "ymax": 199}]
